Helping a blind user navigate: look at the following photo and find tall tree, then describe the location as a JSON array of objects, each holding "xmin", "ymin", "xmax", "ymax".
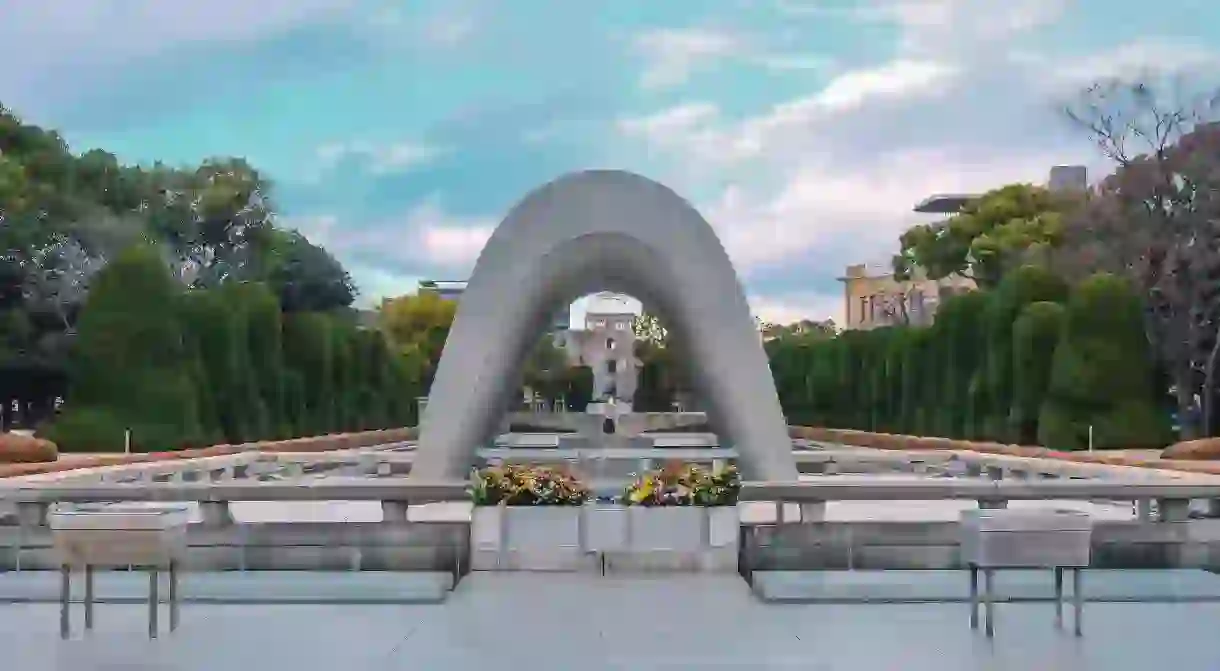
[
  {"xmin": 1062, "ymin": 77, "xmax": 1220, "ymax": 437},
  {"xmin": 264, "ymin": 229, "xmax": 356, "ymax": 313},
  {"xmin": 379, "ymin": 290, "xmax": 458, "ymax": 393}
]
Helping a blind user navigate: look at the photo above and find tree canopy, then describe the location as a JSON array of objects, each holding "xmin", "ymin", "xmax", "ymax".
[{"xmin": 893, "ymin": 183, "xmax": 1074, "ymax": 290}]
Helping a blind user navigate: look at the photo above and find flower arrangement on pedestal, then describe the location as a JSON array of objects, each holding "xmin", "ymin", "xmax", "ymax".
[
  {"xmin": 469, "ymin": 464, "xmax": 590, "ymax": 506},
  {"xmin": 622, "ymin": 462, "xmax": 741, "ymax": 507}
]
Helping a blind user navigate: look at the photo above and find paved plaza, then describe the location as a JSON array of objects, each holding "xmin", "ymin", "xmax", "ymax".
[{"xmin": 2, "ymin": 572, "xmax": 1219, "ymax": 670}]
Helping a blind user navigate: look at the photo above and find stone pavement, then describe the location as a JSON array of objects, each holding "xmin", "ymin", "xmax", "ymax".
[{"xmin": 3, "ymin": 572, "xmax": 1219, "ymax": 670}]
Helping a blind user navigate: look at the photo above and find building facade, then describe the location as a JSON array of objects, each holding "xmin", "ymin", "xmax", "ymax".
[
  {"xmin": 843, "ymin": 164, "xmax": 1089, "ymax": 331},
  {"xmin": 556, "ymin": 293, "xmax": 640, "ymax": 405},
  {"xmin": 839, "ymin": 264, "xmax": 975, "ymax": 331}
]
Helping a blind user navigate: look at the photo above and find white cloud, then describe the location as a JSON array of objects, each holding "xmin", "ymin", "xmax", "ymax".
[
  {"xmin": 405, "ymin": 200, "xmax": 497, "ymax": 268},
  {"xmin": 617, "ymin": 58, "xmax": 962, "ymax": 177},
  {"xmin": 750, "ymin": 291, "xmax": 845, "ymax": 326},
  {"xmin": 700, "ymin": 148, "xmax": 1066, "ymax": 272},
  {"xmin": 315, "ymin": 141, "xmax": 446, "ymax": 174},
  {"xmin": 1029, "ymin": 38, "xmax": 1220, "ymax": 89},
  {"xmin": 0, "ymin": 0, "xmax": 358, "ymax": 92},
  {"xmin": 633, "ymin": 28, "xmax": 742, "ymax": 90},
  {"xmin": 834, "ymin": 0, "xmax": 1068, "ymax": 59}
]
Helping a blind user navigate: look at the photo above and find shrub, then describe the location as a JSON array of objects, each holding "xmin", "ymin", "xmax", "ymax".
[
  {"xmin": 1009, "ymin": 301, "xmax": 1066, "ymax": 444},
  {"xmin": 1162, "ymin": 438, "xmax": 1220, "ymax": 460},
  {"xmin": 48, "ymin": 245, "xmax": 204, "ymax": 452},
  {"xmin": 469, "ymin": 464, "xmax": 590, "ymax": 506},
  {"xmin": 979, "ymin": 266, "xmax": 1069, "ymax": 441},
  {"xmin": 622, "ymin": 462, "xmax": 740, "ymax": 506},
  {"xmin": 1038, "ymin": 273, "xmax": 1171, "ymax": 450},
  {"xmin": 40, "ymin": 407, "xmax": 128, "ymax": 452},
  {"xmin": 0, "ymin": 433, "xmax": 58, "ymax": 463}
]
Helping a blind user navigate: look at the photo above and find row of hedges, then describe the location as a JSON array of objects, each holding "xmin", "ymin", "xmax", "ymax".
[
  {"xmin": 38, "ymin": 245, "xmax": 421, "ymax": 452},
  {"xmin": 0, "ymin": 427, "xmax": 418, "ymax": 478},
  {"xmin": 769, "ymin": 268, "xmax": 1172, "ymax": 451}
]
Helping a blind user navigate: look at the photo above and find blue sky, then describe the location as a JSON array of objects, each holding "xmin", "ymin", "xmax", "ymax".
[{"xmin": 3, "ymin": 0, "xmax": 1218, "ymax": 325}]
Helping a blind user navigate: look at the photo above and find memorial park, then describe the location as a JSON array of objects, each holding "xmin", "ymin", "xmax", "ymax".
[{"xmin": 3, "ymin": 49, "xmax": 1220, "ymax": 671}]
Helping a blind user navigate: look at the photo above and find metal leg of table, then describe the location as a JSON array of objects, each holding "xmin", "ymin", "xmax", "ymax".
[
  {"xmin": 1053, "ymin": 567, "xmax": 1063, "ymax": 629},
  {"xmin": 148, "ymin": 569, "xmax": 159, "ymax": 640},
  {"xmin": 169, "ymin": 561, "xmax": 179, "ymax": 632},
  {"xmin": 1072, "ymin": 568, "xmax": 1084, "ymax": 637},
  {"xmin": 983, "ymin": 568, "xmax": 996, "ymax": 638},
  {"xmin": 968, "ymin": 565, "xmax": 979, "ymax": 630},
  {"xmin": 84, "ymin": 565, "xmax": 95, "ymax": 631},
  {"xmin": 59, "ymin": 565, "xmax": 70, "ymax": 640}
]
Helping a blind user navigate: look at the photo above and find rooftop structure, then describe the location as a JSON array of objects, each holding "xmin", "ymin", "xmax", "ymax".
[
  {"xmin": 417, "ymin": 279, "xmax": 468, "ymax": 302},
  {"xmin": 913, "ymin": 165, "xmax": 1089, "ymax": 214}
]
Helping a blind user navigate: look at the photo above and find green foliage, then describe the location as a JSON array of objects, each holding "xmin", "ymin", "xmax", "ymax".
[
  {"xmin": 563, "ymin": 365, "xmax": 595, "ymax": 411},
  {"xmin": 1038, "ymin": 273, "xmax": 1172, "ymax": 450},
  {"xmin": 978, "ymin": 266, "xmax": 1069, "ymax": 440},
  {"xmin": 932, "ymin": 292, "xmax": 989, "ymax": 437},
  {"xmin": 1010, "ymin": 301, "xmax": 1066, "ymax": 444},
  {"xmin": 44, "ymin": 245, "xmax": 204, "ymax": 451},
  {"xmin": 767, "ymin": 269, "xmax": 1160, "ymax": 449},
  {"xmin": 893, "ymin": 184, "xmax": 1074, "ymax": 289},
  {"xmin": 0, "ymin": 103, "xmax": 361, "ymax": 431}
]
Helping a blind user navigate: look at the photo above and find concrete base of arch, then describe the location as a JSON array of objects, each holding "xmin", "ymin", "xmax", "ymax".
[{"xmin": 410, "ymin": 170, "xmax": 798, "ymax": 481}]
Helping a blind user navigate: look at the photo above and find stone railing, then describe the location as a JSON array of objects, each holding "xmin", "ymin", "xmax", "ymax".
[
  {"xmin": 740, "ymin": 479, "xmax": 1220, "ymax": 573},
  {"xmin": 3, "ymin": 476, "xmax": 1220, "ymax": 573},
  {"xmin": 0, "ymin": 480, "xmax": 467, "ymax": 573}
]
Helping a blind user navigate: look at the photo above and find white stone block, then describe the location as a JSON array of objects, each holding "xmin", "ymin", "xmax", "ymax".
[
  {"xmin": 628, "ymin": 507, "xmax": 704, "ymax": 552},
  {"xmin": 708, "ymin": 505, "xmax": 740, "ymax": 548},
  {"xmin": 583, "ymin": 503, "xmax": 628, "ymax": 552}
]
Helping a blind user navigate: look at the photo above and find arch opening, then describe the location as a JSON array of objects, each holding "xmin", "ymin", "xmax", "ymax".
[{"xmin": 410, "ymin": 170, "xmax": 797, "ymax": 481}]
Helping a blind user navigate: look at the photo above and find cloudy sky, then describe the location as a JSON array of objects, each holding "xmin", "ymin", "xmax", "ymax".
[{"xmin": 3, "ymin": 0, "xmax": 1217, "ymax": 326}]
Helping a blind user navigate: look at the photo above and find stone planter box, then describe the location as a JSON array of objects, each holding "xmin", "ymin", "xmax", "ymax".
[
  {"xmin": 471, "ymin": 505, "xmax": 592, "ymax": 571},
  {"xmin": 960, "ymin": 509, "xmax": 1093, "ymax": 568},
  {"xmin": 470, "ymin": 503, "xmax": 741, "ymax": 573},
  {"xmin": 586, "ymin": 504, "xmax": 739, "ymax": 573},
  {"xmin": 49, "ymin": 504, "xmax": 192, "ymax": 568}
]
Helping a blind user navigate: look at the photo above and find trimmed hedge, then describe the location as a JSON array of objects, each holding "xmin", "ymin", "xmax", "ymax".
[
  {"xmin": 1038, "ymin": 273, "xmax": 1170, "ymax": 450},
  {"xmin": 40, "ymin": 247, "xmax": 421, "ymax": 453},
  {"xmin": 768, "ymin": 268, "xmax": 1167, "ymax": 451}
]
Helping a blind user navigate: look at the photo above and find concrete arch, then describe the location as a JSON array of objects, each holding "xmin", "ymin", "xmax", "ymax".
[{"xmin": 410, "ymin": 170, "xmax": 797, "ymax": 481}]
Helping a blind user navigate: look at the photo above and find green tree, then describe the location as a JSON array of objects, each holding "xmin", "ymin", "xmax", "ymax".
[
  {"xmin": 1038, "ymin": 273, "xmax": 1171, "ymax": 450},
  {"xmin": 1011, "ymin": 301, "xmax": 1066, "ymax": 444},
  {"xmin": 977, "ymin": 266, "xmax": 1069, "ymax": 440},
  {"xmin": 893, "ymin": 183, "xmax": 1074, "ymax": 289},
  {"xmin": 930, "ymin": 291, "xmax": 989, "ymax": 437},
  {"xmin": 43, "ymin": 245, "xmax": 204, "ymax": 451}
]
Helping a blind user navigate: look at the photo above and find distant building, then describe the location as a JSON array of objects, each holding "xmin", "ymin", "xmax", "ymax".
[
  {"xmin": 417, "ymin": 279, "xmax": 468, "ymax": 302},
  {"xmin": 839, "ymin": 264, "xmax": 974, "ymax": 330},
  {"xmin": 556, "ymin": 292, "xmax": 640, "ymax": 405},
  {"xmin": 843, "ymin": 164, "xmax": 1090, "ymax": 331},
  {"xmin": 913, "ymin": 165, "xmax": 1087, "ymax": 214}
]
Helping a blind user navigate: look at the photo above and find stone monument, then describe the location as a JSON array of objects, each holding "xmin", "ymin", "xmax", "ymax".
[{"xmin": 410, "ymin": 169, "xmax": 797, "ymax": 481}]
